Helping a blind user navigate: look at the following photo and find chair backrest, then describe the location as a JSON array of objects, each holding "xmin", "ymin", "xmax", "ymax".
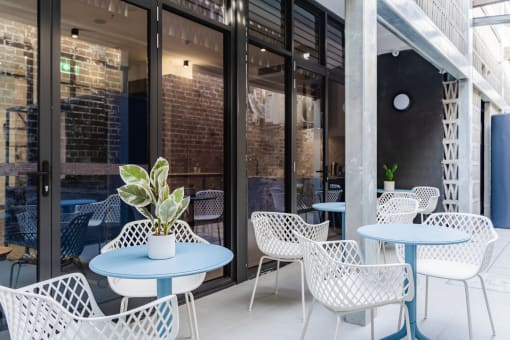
[
  {"xmin": 377, "ymin": 198, "xmax": 418, "ymax": 224},
  {"xmin": 419, "ymin": 213, "xmax": 498, "ymax": 271},
  {"xmin": 104, "ymin": 194, "xmax": 121, "ymax": 223},
  {"xmin": 194, "ymin": 190, "xmax": 224, "ymax": 218},
  {"xmin": 61, "ymin": 212, "xmax": 93, "ymax": 259},
  {"xmin": 412, "ymin": 186, "xmax": 440, "ymax": 213},
  {"xmin": 102, "ymin": 219, "xmax": 208, "ymax": 253},
  {"xmin": 315, "ymin": 189, "xmax": 343, "ymax": 203},
  {"xmin": 77, "ymin": 194, "xmax": 120, "ymax": 225},
  {"xmin": 378, "ymin": 191, "xmax": 417, "ymax": 205},
  {"xmin": 296, "ymin": 234, "xmax": 413, "ymax": 311},
  {"xmin": 269, "ymin": 187, "xmax": 285, "ymax": 212},
  {"xmin": 251, "ymin": 211, "xmax": 329, "ymax": 257},
  {"xmin": 0, "ymin": 273, "xmax": 179, "ymax": 340}
]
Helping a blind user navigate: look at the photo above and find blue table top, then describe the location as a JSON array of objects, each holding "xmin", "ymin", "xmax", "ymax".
[
  {"xmin": 89, "ymin": 243, "xmax": 233, "ymax": 280},
  {"xmin": 60, "ymin": 199, "xmax": 96, "ymax": 206},
  {"xmin": 357, "ymin": 224, "xmax": 470, "ymax": 245},
  {"xmin": 312, "ymin": 202, "xmax": 346, "ymax": 213},
  {"xmin": 376, "ymin": 188, "xmax": 413, "ymax": 194}
]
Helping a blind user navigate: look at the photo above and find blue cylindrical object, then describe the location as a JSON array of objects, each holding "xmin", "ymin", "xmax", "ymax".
[{"xmin": 491, "ymin": 114, "xmax": 510, "ymax": 228}]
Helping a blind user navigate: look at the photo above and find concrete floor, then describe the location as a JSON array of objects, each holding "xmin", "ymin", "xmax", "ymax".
[{"xmin": 181, "ymin": 228, "xmax": 510, "ymax": 340}]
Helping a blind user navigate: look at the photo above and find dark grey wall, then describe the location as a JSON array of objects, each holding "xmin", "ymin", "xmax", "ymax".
[{"xmin": 377, "ymin": 50, "xmax": 444, "ymax": 207}]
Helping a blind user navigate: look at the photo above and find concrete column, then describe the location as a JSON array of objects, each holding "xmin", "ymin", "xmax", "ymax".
[
  {"xmin": 345, "ymin": 0, "xmax": 377, "ymax": 242},
  {"xmin": 344, "ymin": 0, "xmax": 378, "ymax": 326}
]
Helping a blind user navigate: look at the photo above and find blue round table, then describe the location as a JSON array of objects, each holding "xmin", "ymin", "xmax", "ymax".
[
  {"xmin": 376, "ymin": 188, "xmax": 413, "ymax": 194},
  {"xmin": 312, "ymin": 202, "xmax": 346, "ymax": 239},
  {"xmin": 357, "ymin": 224, "xmax": 469, "ymax": 340},
  {"xmin": 89, "ymin": 243, "xmax": 233, "ymax": 298}
]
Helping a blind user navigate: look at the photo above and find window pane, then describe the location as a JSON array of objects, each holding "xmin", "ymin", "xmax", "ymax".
[
  {"xmin": 327, "ymin": 19, "xmax": 344, "ymax": 72},
  {"xmin": 294, "ymin": 4, "xmax": 321, "ymax": 63},
  {"xmin": 168, "ymin": 0, "xmax": 226, "ymax": 24},
  {"xmin": 248, "ymin": 0, "xmax": 286, "ymax": 48},
  {"xmin": 247, "ymin": 45, "xmax": 285, "ymax": 267}
]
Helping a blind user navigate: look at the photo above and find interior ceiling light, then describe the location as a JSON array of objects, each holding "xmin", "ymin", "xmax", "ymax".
[
  {"xmin": 260, "ymin": 48, "xmax": 266, "ymax": 52},
  {"xmin": 303, "ymin": 52, "xmax": 311, "ymax": 60},
  {"xmin": 71, "ymin": 28, "xmax": 79, "ymax": 39},
  {"xmin": 183, "ymin": 60, "xmax": 190, "ymax": 68}
]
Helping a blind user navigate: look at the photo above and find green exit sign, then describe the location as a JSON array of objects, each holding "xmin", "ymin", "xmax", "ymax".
[{"xmin": 60, "ymin": 60, "xmax": 79, "ymax": 74}]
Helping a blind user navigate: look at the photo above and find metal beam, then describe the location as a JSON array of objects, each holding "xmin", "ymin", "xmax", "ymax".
[
  {"xmin": 473, "ymin": 0, "xmax": 509, "ymax": 8},
  {"xmin": 473, "ymin": 14, "xmax": 510, "ymax": 26}
]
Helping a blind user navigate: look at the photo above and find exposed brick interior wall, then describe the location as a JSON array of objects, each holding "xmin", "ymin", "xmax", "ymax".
[{"xmin": 161, "ymin": 69, "xmax": 224, "ymax": 192}]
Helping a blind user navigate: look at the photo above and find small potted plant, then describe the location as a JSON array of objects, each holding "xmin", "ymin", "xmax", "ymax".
[
  {"xmin": 382, "ymin": 163, "xmax": 398, "ymax": 191},
  {"xmin": 117, "ymin": 157, "xmax": 190, "ymax": 259}
]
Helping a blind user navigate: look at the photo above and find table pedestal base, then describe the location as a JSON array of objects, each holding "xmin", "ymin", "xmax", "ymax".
[
  {"xmin": 380, "ymin": 324, "xmax": 429, "ymax": 340},
  {"xmin": 157, "ymin": 278, "xmax": 173, "ymax": 299}
]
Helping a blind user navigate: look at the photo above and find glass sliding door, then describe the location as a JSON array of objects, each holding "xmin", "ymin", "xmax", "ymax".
[
  {"xmin": 59, "ymin": 0, "xmax": 149, "ymax": 303},
  {"xmin": 0, "ymin": 0, "xmax": 40, "ymax": 290},
  {"xmin": 295, "ymin": 68, "xmax": 324, "ymax": 224},
  {"xmin": 247, "ymin": 45, "xmax": 286, "ymax": 268},
  {"xmin": 161, "ymin": 10, "xmax": 225, "ymax": 280}
]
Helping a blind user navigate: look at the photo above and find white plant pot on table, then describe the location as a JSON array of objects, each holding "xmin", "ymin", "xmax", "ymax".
[
  {"xmin": 147, "ymin": 233, "xmax": 176, "ymax": 259},
  {"xmin": 384, "ymin": 181, "xmax": 395, "ymax": 191}
]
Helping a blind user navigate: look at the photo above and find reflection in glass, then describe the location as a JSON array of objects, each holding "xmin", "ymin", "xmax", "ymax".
[
  {"xmin": 295, "ymin": 68, "xmax": 323, "ymax": 224},
  {"xmin": 59, "ymin": 0, "xmax": 149, "ymax": 303},
  {"xmin": 0, "ymin": 0, "xmax": 39, "ymax": 293},
  {"xmin": 294, "ymin": 4, "xmax": 321, "ymax": 63},
  {"xmin": 248, "ymin": 0, "xmax": 286, "ymax": 48},
  {"xmin": 247, "ymin": 45, "xmax": 286, "ymax": 267},
  {"xmin": 162, "ymin": 12, "xmax": 225, "ymax": 280}
]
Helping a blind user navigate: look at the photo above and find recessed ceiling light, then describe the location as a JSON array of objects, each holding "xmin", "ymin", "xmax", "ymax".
[
  {"xmin": 260, "ymin": 48, "xmax": 266, "ymax": 52},
  {"xmin": 303, "ymin": 52, "xmax": 310, "ymax": 60}
]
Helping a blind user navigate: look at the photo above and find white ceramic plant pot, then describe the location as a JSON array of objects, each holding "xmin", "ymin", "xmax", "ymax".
[
  {"xmin": 384, "ymin": 181, "xmax": 395, "ymax": 191},
  {"xmin": 147, "ymin": 233, "xmax": 176, "ymax": 260}
]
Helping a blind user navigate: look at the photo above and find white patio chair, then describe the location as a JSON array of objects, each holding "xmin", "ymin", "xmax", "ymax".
[
  {"xmin": 315, "ymin": 188, "xmax": 343, "ymax": 203},
  {"xmin": 0, "ymin": 273, "xmax": 179, "ymax": 340},
  {"xmin": 296, "ymin": 234, "xmax": 414, "ymax": 340},
  {"xmin": 248, "ymin": 211, "xmax": 329, "ymax": 320},
  {"xmin": 396, "ymin": 213, "xmax": 498, "ymax": 340},
  {"xmin": 376, "ymin": 198, "xmax": 419, "ymax": 262},
  {"xmin": 194, "ymin": 190, "xmax": 224, "ymax": 245},
  {"xmin": 102, "ymin": 219, "xmax": 208, "ymax": 340},
  {"xmin": 75, "ymin": 193, "xmax": 121, "ymax": 251},
  {"xmin": 411, "ymin": 186, "xmax": 440, "ymax": 222},
  {"xmin": 378, "ymin": 191, "xmax": 417, "ymax": 205}
]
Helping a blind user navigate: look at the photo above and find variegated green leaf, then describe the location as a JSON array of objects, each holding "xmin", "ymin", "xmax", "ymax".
[
  {"xmin": 158, "ymin": 197, "xmax": 178, "ymax": 224},
  {"xmin": 119, "ymin": 164, "xmax": 149, "ymax": 185},
  {"xmin": 117, "ymin": 184, "xmax": 152, "ymax": 208},
  {"xmin": 150, "ymin": 157, "xmax": 169, "ymax": 186},
  {"xmin": 170, "ymin": 187, "xmax": 185, "ymax": 204}
]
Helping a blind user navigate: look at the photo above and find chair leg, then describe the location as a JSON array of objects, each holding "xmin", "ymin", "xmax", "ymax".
[
  {"xmin": 403, "ymin": 304, "xmax": 412, "ymax": 340},
  {"xmin": 300, "ymin": 299, "xmax": 315, "ymax": 340},
  {"xmin": 424, "ymin": 275, "xmax": 429, "ymax": 320},
  {"xmin": 397, "ymin": 303, "xmax": 403, "ymax": 330},
  {"xmin": 189, "ymin": 293, "xmax": 200, "ymax": 340},
  {"xmin": 10, "ymin": 261, "xmax": 23, "ymax": 288},
  {"xmin": 370, "ymin": 308, "xmax": 375, "ymax": 340},
  {"xmin": 463, "ymin": 281, "xmax": 473, "ymax": 340},
  {"xmin": 299, "ymin": 260, "xmax": 306, "ymax": 322},
  {"xmin": 248, "ymin": 256, "xmax": 265, "ymax": 311},
  {"xmin": 382, "ymin": 243, "xmax": 387, "ymax": 263},
  {"xmin": 274, "ymin": 260, "xmax": 280, "ymax": 295},
  {"xmin": 216, "ymin": 222, "xmax": 222, "ymax": 246},
  {"xmin": 333, "ymin": 314, "xmax": 341, "ymax": 340},
  {"xmin": 420, "ymin": 213, "xmax": 424, "ymax": 223},
  {"xmin": 185, "ymin": 293, "xmax": 194, "ymax": 339},
  {"xmin": 120, "ymin": 296, "xmax": 129, "ymax": 313},
  {"xmin": 478, "ymin": 275, "xmax": 496, "ymax": 335}
]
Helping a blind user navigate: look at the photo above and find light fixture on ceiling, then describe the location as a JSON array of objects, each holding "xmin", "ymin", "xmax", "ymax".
[
  {"xmin": 303, "ymin": 52, "xmax": 311, "ymax": 60},
  {"xmin": 260, "ymin": 48, "xmax": 266, "ymax": 52},
  {"xmin": 183, "ymin": 60, "xmax": 190, "ymax": 68},
  {"xmin": 392, "ymin": 50, "xmax": 399, "ymax": 57},
  {"xmin": 71, "ymin": 28, "xmax": 79, "ymax": 39}
]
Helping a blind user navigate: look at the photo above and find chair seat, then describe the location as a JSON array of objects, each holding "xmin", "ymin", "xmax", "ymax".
[
  {"xmin": 262, "ymin": 240, "xmax": 302, "ymax": 260},
  {"xmin": 417, "ymin": 259, "xmax": 479, "ymax": 280},
  {"xmin": 108, "ymin": 273, "xmax": 205, "ymax": 298}
]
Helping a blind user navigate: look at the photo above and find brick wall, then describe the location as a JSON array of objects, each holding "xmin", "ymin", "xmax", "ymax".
[{"xmin": 161, "ymin": 70, "xmax": 224, "ymax": 192}]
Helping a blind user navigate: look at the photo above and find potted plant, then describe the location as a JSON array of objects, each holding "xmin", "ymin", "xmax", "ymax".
[
  {"xmin": 117, "ymin": 157, "xmax": 190, "ymax": 259},
  {"xmin": 382, "ymin": 163, "xmax": 398, "ymax": 191}
]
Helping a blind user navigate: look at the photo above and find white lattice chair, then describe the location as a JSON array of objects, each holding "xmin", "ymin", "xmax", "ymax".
[
  {"xmin": 0, "ymin": 273, "xmax": 179, "ymax": 340},
  {"xmin": 315, "ymin": 189, "xmax": 343, "ymax": 203},
  {"xmin": 396, "ymin": 213, "xmax": 498, "ymax": 340},
  {"xmin": 194, "ymin": 190, "xmax": 224, "ymax": 245},
  {"xmin": 249, "ymin": 211, "xmax": 329, "ymax": 320},
  {"xmin": 376, "ymin": 198, "xmax": 419, "ymax": 262},
  {"xmin": 411, "ymin": 186, "xmax": 440, "ymax": 222},
  {"xmin": 378, "ymin": 191, "xmax": 417, "ymax": 205},
  {"xmin": 75, "ymin": 194, "xmax": 121, "ymax": 251},
  {"xmin": 101, "ymin": 219, "xmax": 208, "ymax": 340},
  {"xmin": 296, "ymin": 234, "xmax": 414, "ymax": 340}
]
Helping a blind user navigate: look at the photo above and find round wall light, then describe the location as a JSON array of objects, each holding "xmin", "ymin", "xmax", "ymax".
[{"xmin": 393, "ymin": 93, "xmax": 411, "ymax": 111}]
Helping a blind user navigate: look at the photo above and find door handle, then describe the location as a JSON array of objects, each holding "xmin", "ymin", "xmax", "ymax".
[{"xmin": 24, "ymin": 160, "xmax": 50, "ymax": 196}]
